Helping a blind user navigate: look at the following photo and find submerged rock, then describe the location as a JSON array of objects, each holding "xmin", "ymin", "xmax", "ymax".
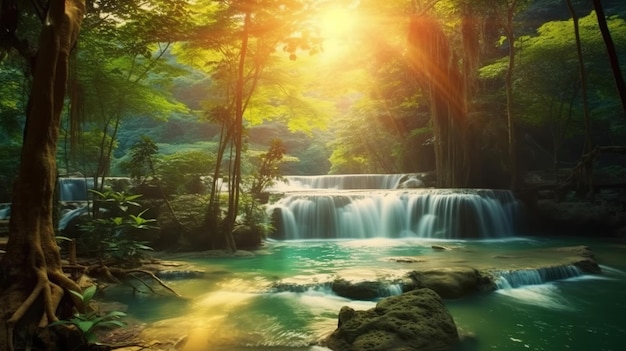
[
  {"xmin": 324, "ymin": 288, "xmax": 459, "ymax": 351},
  {"xmin": 331, "ymin": 278, "xmax": 403, "ymax": 300},
  {"xmin": 407, "ymin": 266, "xmax": 495, "ymax": 299}
]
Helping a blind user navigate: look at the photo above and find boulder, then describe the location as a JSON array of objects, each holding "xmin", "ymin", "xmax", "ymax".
[
  {"xmin": 232, "ymin": 225, "xmax": 262, "ymax": 249},
  {"xmin": 331, "ymin": 279, "xmax": 401, "ymax": 300},
  {"xmin": 407, "ymin": 266, "xmax": 495, "ymax": 299},
  {"xmin": 324, "ymin": 288, "xmax": 459, "ymax": 351}
]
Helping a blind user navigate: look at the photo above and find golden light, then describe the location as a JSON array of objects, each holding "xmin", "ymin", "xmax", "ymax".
[
  {"xmin": 314, "ymin": 3, "xmax": 360, "ymax": 62},
  {"xmin": 318, "ymin": 6, "xmax": 357, "ymax": 40}
]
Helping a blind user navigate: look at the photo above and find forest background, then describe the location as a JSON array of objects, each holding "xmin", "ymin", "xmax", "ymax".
[
  {"xmin": 0, "ymin": 1, "xmax": 625, "ymax": 349},
  {"xmin": 1, "ymin": 0, "xmax": 625, "ymax": 200}
]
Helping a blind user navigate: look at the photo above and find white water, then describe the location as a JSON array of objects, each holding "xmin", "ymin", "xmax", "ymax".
[
  {"xmin": 271, "ymin": 174, "xmax": 409, "ymax": 191},
  {"xmin": 58, "ymin": 177, "xmax": 93, "ymax": 201},
  {"xmin": 493, "ymin": 265, "xmax": 584, "ymax": 289},
  {"xmin": 267, "ymin": 175, "xmax": 521, "ymax": 240}
]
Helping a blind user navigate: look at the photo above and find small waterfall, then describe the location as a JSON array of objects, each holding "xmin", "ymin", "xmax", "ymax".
[
  {"xmin": 493, "ymin": 265, "xmax": 584, "ymax": 289},
  {"xmin": 58, "ymin": 178, "xmax": 93, "ymax": 202},
  {"xmin": 272, "ymin": 174, "xmax": 409, "ymax": 191},
  {"xmin": 267, "ymin": 187, "xmax": 521, "ymax": 240},
  {"xmin": 58, "ymin": 205, "xmax": 89, "ymax": 231},
  {"xmin": 0, "ymin": 203, "xmax": 10, "ymax": 220}
]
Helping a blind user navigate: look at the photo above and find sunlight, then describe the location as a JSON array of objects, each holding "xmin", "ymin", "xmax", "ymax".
[
  {"xmin": 319, "ymin": 6, "xmax": 357, "ymax": 39},
  {"xmin": 315, "ymin": 3, "xmax": 360, "ymax": 61}
]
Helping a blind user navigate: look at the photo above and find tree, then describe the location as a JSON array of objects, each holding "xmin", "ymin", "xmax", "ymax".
[
  {"xmin": 565, "ymin": 0, "xmax": 594, "ymax": 194},
  {"xmin": 592, "ymin": 0, "xmax": 626, "ymax": 116},
  {"xmin": 178, "ymin": 0, "xmax": 324, "ymax": 250},
  {"xmin": 67, "ymin": 1, "xmax": 190, "ymax": 195},
  {"xmin": 249, "ymin": 138, "xmax": 286, "ymax": 197},
  {"xmin": 408, "ymin": 12, "xmax": 470, "ymax": 187},
  {"xmin": 0, "ymin": 1, "xmax": 87, "ymax": 350}
]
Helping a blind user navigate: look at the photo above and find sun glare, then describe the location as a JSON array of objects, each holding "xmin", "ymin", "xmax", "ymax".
[
  {"xmin": 313, "ymin": 4, "xmax": 361, "ymax": 63},
  {"xmin": 319, "ymin": 7, "xmax": 357, "ymax": 40}
]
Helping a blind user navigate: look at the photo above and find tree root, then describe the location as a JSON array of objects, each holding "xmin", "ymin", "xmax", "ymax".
[
  {"xmin": 87, "ymin": 265, "xmax": 181, "ymax": 297},
  {"xmin": 124, "ymin": 269, "xmax": 181, "ymax": 297},
  {"xmin": 6, "ymin": 267, "xmax": 76, "ymax": 351}
]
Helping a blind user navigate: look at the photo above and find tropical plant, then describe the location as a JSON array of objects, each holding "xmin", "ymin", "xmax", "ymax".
[
  {"xmin": 78, "ymin": 190, "xmax": 156, "ymax": 264},
  {"xmin": 48, "ymin": 286, "xmax": 127, "ymax": 344},
  {"xmin": 157, "ymin": 149, "xmax": 215, "ymax": 195},
  {"xmin": 119, "ymin": 136, "xmax": 159, "ymax": 185},
  {"xmin": 249, "ymin": 139, "xmax": 286, "ymax": 198}
]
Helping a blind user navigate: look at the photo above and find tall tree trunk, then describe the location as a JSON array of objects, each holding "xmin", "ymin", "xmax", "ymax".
[
  {"xmin": 0, "ymin": 1, "xmax": 86, "ymax": 350},
  {"xmin": 592, "ymin": 0, "xmax": 626, "ymax": 116},
  {"xmin": 225, "ymin": 10, "xmax": 252, "ymax": 252},
  {"xmin": 408, "ymin": 15, "xmax": 469, "ymax": 188},
  {"xmin": 566, "ymin": 0, "xmax": 594, "ymax": 196},
  {"xmin": 503, "ymin": 1, "xmax": 518, "ymax": 191}
]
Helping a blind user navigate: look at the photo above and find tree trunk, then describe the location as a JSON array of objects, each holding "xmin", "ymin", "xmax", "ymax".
[
  {"xmin": 503, "ymin": 2, "xmax": 518, "ymax": 191},
  {"xmin": 592, "ymin": 0, "xmax": 626, "ymax": 116},
  {"xmin": 225, "ymin": 10, "xmax": 252, "ymax": 252},
  {"xmin": 566, "ymin": 0, "xmax": 594, "ymax": 196},
  {"xmin": 0, "ymin": 1, "xmax": 86, "ymax": 350},
  {"xmin": 408, "ymin": 15, "xmax": 469, "ymax": 188}
]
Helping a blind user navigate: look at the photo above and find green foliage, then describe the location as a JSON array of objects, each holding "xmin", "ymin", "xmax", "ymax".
[
  {"xmin": 58, "ymin": 128, "xmax": 118, "ymax": 177},
  {"xmin": 119, "ymin": 136, "xmax": 159, "ymax": 183},
  {"xmin": 49, "ymin": 286, "xmax": 127, "ymax": 344},
  {"xmin": 239, "ymin": 192, "xmax": 273, "ymax": 239},
  {"xmin": 249, "ymin": 139, "xmax": 286, "ymax": 196},
  {"xmin": 157, "ymin": 150, "xmax": 215, "ymax": 195},
  {"xmin": 78, "ymin": 190, "xmax": 156, "ymax": 264}
]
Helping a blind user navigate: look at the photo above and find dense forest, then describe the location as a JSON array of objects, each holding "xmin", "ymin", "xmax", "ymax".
[
  {"xmin": 0, "ymin": 0, "xmax": 624, "ymax": 200},
  {"xmin": 0, "ymin": 1, "xmax": 625, "ymax": 350}
]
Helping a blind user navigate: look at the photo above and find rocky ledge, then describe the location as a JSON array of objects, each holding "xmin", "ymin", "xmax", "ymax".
[
  {"xmin": 323, "ymin": 288, "xmax": 459, "ymax": 351},
  {"xmin": 270, "ymin": 245, "xmax": 600, "ymax": 301}
]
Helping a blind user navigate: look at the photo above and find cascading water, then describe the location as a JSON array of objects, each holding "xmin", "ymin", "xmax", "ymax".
[
  {"xmin": 267, "ymin": 174, "xmax": 522, "ymax": 240},
  {"xmin": 58, "ymin": 177, "xmax": 93, "ymax": 202},
  {"xmin": 271, "ymin": 174, "xmax": 410, "ymax": 191},
  {"xmin": 492, "ymin": 265, "xmax": 584, "ymax": 289}
]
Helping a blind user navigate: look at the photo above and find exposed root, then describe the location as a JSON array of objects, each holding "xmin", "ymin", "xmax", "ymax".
[
  {"xmin": 48, "ymin": 269, "xmax": 85, "ymax": 312},
  {"xmin": 39, "ymin": 282, "xmax": 63, "ymax": 327},
  {"xmin": 124, "ymin": 269, "xmax": 181, "ymax": 297},
  {"xmin": 87, "ymin": 265, "xmax": 181, "ymax": 297}
]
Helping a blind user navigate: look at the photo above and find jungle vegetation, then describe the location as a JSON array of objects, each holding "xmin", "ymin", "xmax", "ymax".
[{"xmin": 0, "ymin": 0, "xmax": 625, "ymax": 348}]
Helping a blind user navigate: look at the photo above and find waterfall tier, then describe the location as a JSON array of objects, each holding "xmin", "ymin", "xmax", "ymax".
[
  {"xmin": 270, "ymin": 173, "xmax": 430, "ymax": 191},
  {"xmin": 58, "ymin": 178, "xmax": 93, "ymax": 202},
  {"xmin": 493, "ymin": 265, "xmax": 584, "ymax": 289},
  {"xmin": 267, "ymin": 188, "xmax": 521, "ymax": 240}
]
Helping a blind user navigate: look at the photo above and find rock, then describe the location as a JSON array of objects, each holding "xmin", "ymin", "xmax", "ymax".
[
  {"xmin": 332, "ymin": 279, "xmax": 389, "ymax": 300},
  {"xmin": 573, "ymin": 258, "xmax": 601, "ymax": 274},
  {"xmin": 407, "ymin": 267, "xmax": 494, "ymax": 299},
  {"xmin": 232, "ymin": 225, "xmax": 262, "ymax": 249},
  {"xmin": 431, "ymin": 245, "xmax": 450, "ymax": 251},
  {"xmin": 324, "ymin": 288, "xmax": 459, "ymax": 351},
  {"xmin": 533, "ymin": 199, "xmax": 621, "ymax": 235}
]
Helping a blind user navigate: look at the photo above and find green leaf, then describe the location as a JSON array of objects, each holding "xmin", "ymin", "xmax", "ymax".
[
  {"xmin": 88, "ymin": 189, "xmax": 106, "ymax": 199},
  {"xmin": 82, "ymin": 286, "xmax": 97, "ymax": 303},
  {"xmin": 75, "ymin": 320, "xmax": 95, "ymax": 333},
  {"xmin": 104, "ymin": 311, "xmax": 127, "ymax": 318},
  {"xmin": 69, "ymin": 289, "xmax": 85, "ymax": 302}
]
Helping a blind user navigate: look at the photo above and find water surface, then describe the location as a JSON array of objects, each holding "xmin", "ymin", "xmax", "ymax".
[{"xmin": 106, "ymin": 237, "xmax": 626, "ymax": 351}]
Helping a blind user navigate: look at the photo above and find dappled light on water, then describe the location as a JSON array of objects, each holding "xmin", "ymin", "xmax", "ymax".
[{"xmin": 114, "ymin": 238, "xmax": 626, "ymax": 350}]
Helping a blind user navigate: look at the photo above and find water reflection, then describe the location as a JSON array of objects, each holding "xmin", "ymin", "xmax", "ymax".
[{"xmin": 109, "ymin": 238, "xmax": 625, "ymax": 351}]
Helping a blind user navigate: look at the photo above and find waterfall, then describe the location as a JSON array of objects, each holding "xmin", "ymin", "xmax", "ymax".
[
  {"xmin": 493, "ymin": 265, "xmax": 584, "ymax": 289},
  {"xmin": 267, "ymin": 174, "xmax": 522, "ymax": 240},
  {"xmin": 271, "ymin": 174, "xmax": 410, "ymax": 191},
  {"xmin": 58, "ymin": 178, "xmax": 93, "ymax": 202}
]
